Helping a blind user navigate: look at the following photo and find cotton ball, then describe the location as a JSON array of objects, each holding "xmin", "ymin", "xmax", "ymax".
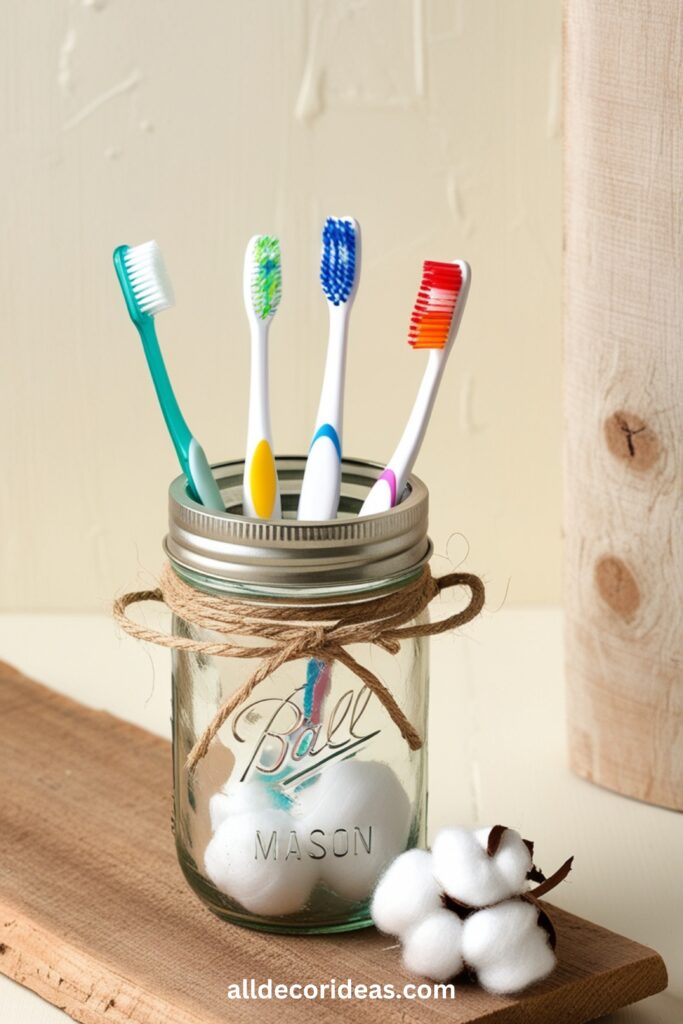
[
  {"xmin": 462, "ymin": 896, "xmax": 538, "ymax": 965},
  {"xmin": 209, "ymin": 778, "xmax": 275, "ymax": 832},
  {"xmin": 432, "ymin": 826, "xmax": 532, "ymax": 907},
  {"xmin": 298, "ymin": 760, "xmax": 411, "ymax": 901},
  {"xmin": 474, "ymin": 826, "xmax": 532, "ymax": 899},
  {"xmin": 204, "ymin": 808, "xmax": 317, "ymax": 916},
  {"xmin": 462, "ymin": 899, "xmax": 556, "ymax": 995},
  {"xmin": 371, "ymin": 849, "xmax": 443, "ymax": 938},
  {"xmin": 402, "ymin": 910, "xmax": 464, "ymax": 982}
]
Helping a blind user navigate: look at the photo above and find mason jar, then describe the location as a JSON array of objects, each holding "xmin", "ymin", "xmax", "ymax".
[{"xmin": 168, "ymin": 456, "xmax": 431, "ymax": 934}]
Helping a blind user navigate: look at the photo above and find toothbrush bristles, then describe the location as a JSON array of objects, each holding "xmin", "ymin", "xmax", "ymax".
[
  {"xmin": 249, "ymin": 235, "xmax": 282, "ymax": 320},
  {"xmin": 123, "ymin": 240, "xmax": 174, "ymax": 317},
  {"xmin": 320, "ymin": 217, "xmax": 357, "ymax": 306},
  {"xmin": 408, "ymin": 261, "xmax": 463, "ymax": 350}
]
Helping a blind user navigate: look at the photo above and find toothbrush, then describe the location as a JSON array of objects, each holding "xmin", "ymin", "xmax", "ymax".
[
  {"xmin": 296, "ymin": 218, "xmax": 360, "ymax": 730},
  {"xmin": 240, "ymin": 239, "xmax": 329, "ymax": 787},
  {"xmin": 297, "ymin": 216, "xmax": 361, "ymax": 521},
  {"xmin": 238, "ymin": 234, "xmax": 285, "ymax": 795},
  {"xmin": 242, "ymin": 235, "xmax": 282, "ymax": 520},
  {"xmin": 297, "ymin": 262, "xmax": 467, "ymax": 750},
  {"xmin": 113, "ymin": 240, "xmax": 224, "ymax": 511},
  {"xmin": 360, "ymin": 259, "xmax": 471, "ymax": 516}
]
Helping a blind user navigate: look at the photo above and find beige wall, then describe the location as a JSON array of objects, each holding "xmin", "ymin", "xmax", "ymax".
[{"xmin": 0, "ymin": 0, "xmax": 561, "ymax": 611}]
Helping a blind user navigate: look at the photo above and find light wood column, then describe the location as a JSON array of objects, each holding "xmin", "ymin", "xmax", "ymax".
[{"xmin": 564, "ymin": 0, "xmax": 683, "ymax": 810}]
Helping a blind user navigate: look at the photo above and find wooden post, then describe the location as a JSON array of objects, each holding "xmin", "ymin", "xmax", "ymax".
[{"xmin": 564, "ymin": 0, "xmax": 683, "ymax": 810}]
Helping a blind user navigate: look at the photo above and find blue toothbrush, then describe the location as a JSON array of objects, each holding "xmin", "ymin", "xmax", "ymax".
[
  {"xmin": 297, "ymin": 217, "xmax": 360, "ymax": 730},
  {"xmin": 297, "ymin": 217, "xmax": 360, "ymax": 520}
]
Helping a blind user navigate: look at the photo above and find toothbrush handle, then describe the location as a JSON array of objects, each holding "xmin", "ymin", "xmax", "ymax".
[
  {"xmin": 139, "ymin": 320, "xmax": 223, "ymax": 509},
  {"xmin": 244, "ymin": 438, "xmax": 281, "ymax": 519},
  {"xmin": 298, "ymin": 425, "xmax": 342, "ymax": 520},
  {"xmin": 298, "ymin": 305, "xmax": 348, "ymax": 520},
  {"xmin": 358, "ymin": 469, "xmax": 398, "ymax": 516},
  {"xmin": 139, "ymin": 319, "xmax": 193, "ymax": 462},
  {"xmin": 360, "ymin": 352, "xmax": 443, "ymax": 516},
  {"xmin": 296, "ymin": 310, "xmax": 347, "ymax": 722},
  {"xmin": 187, "ymin": 437, "xmax": 224, "ymax": 511},
  {"xmin": 243, "ymin": 321, "xmax": 281, "ymax": 519}
]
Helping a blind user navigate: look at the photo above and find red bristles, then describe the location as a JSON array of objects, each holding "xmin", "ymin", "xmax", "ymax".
[{"xmin": 408, "ymin": 260, "xmax": 463, "ymax": 350}]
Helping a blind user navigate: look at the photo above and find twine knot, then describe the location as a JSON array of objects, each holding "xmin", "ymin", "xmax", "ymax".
[
  {"xmin": 113, "ymin": 563, "xmax": 485, "ymax": 771},
  {"xmin": 310, "ymin": 626, "xmax": 327, "ymax": 650}
]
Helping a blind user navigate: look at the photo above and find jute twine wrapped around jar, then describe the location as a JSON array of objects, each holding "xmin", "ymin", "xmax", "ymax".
[{"xmin": 114, "ymin": 564, "xmax": 485, "ymax": 771}]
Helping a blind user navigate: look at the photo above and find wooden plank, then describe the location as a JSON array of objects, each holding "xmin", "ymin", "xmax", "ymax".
[
  {"xmin": 564, "ymin": 0, "xmax": 683, "ymax": 809},
  {"xmin": 0, "ymin": 660, "xmax": 667, "ymax": 1023}
]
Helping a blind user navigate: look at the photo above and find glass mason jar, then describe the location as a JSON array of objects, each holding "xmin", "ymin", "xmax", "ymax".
[{"xmin": 168, "ymin": 457, "xmax": 431, "ymax": 934}]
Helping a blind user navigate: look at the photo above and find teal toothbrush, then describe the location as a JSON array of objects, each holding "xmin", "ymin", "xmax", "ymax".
[{"xmin": 113, "ymin": 240, "xmax": 224, "ymax": 510}]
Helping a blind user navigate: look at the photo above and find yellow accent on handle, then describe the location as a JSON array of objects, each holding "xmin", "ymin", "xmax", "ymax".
[{"xmin": 249, "ymin": 439, "xmax": 277, "ymax": 519}]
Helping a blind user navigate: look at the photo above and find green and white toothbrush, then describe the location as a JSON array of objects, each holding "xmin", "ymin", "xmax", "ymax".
[
  {"xmin": 113, "ymin": 240, "xmax": 224, "ymax": 510},
  {"xmin": 242, "ymin": 234, "xmax": 282, "ymax": 519}
]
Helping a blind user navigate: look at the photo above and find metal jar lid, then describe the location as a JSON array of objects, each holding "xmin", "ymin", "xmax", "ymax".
[{"xmin": 164, "ymin": 456, "xmax": 431, "ymax": 595}]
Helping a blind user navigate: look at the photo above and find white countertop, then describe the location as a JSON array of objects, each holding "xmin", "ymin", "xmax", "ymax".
[{"xmin": 0, "ymin": 607, "xmax": 680, "ymax": 1023}]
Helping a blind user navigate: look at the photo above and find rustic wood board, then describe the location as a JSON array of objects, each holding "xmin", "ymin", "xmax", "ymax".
[{"xmin": 0, "ymin": 661, "xmax": 667, "ymax": 1024}]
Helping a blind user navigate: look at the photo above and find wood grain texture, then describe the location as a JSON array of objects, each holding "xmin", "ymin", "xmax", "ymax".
[
  {"xmin": 564, "ymin": 0, "xmax": 683, "ymax": 809},
  {"xmin": 0, "ymin": 660, "xmax": 667, "ymax": 1024}
]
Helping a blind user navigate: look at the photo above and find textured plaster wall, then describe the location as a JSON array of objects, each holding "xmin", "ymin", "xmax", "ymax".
[{"xmin": 0, "ymin": 0, "xmax": 561, "ymax": 610}]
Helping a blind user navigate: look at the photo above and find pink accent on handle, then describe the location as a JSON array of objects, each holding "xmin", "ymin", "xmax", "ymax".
[
  {"xmin": 379, "ymin": 468, "xmax": 398, "ymax": 507},
  {"xmin": 311, "ymin": 662, "xmax": 332, "ymax": 724}
]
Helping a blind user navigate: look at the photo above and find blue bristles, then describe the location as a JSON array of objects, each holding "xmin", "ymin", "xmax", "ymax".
[{"xmin": 320, "ymin": 217, "xmax": 357, "ymax": 305}]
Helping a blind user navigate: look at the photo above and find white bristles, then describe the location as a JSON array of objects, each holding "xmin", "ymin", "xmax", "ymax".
[{"xmin": 124, "ymin": 240, "xmax": 174, "ymax": 316}]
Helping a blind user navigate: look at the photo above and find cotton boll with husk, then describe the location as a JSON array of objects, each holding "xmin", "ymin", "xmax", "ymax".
[
  {"xmin": 208, "ymin": 778, "xmax": 275, "ymax": 832},
  {"xmin": 297, "ymin": 759, "xmax": 411, "ymax": 901},
  {"xmin": 204, "ymin": 808, "xmax": 317, "ymax": 916},
  {"xmin": 432, "ymin": 825, "xmax": 532, "ymax": 907},
  {"xmin": 462, "ymin": 899, "xmax": 556, "ymax": 995},
  {"xmin": 402, "ymin": 910, "xmax": 464, "ymax": 982},
  {"xmin": 371, "ymin": 849, "xmax": 443, "ymax": 938}
]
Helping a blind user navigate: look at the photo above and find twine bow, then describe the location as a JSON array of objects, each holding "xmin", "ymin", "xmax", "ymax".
[{"xmin": 114, "ymin": 564, "xmax": 485, "ymax": 771}]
